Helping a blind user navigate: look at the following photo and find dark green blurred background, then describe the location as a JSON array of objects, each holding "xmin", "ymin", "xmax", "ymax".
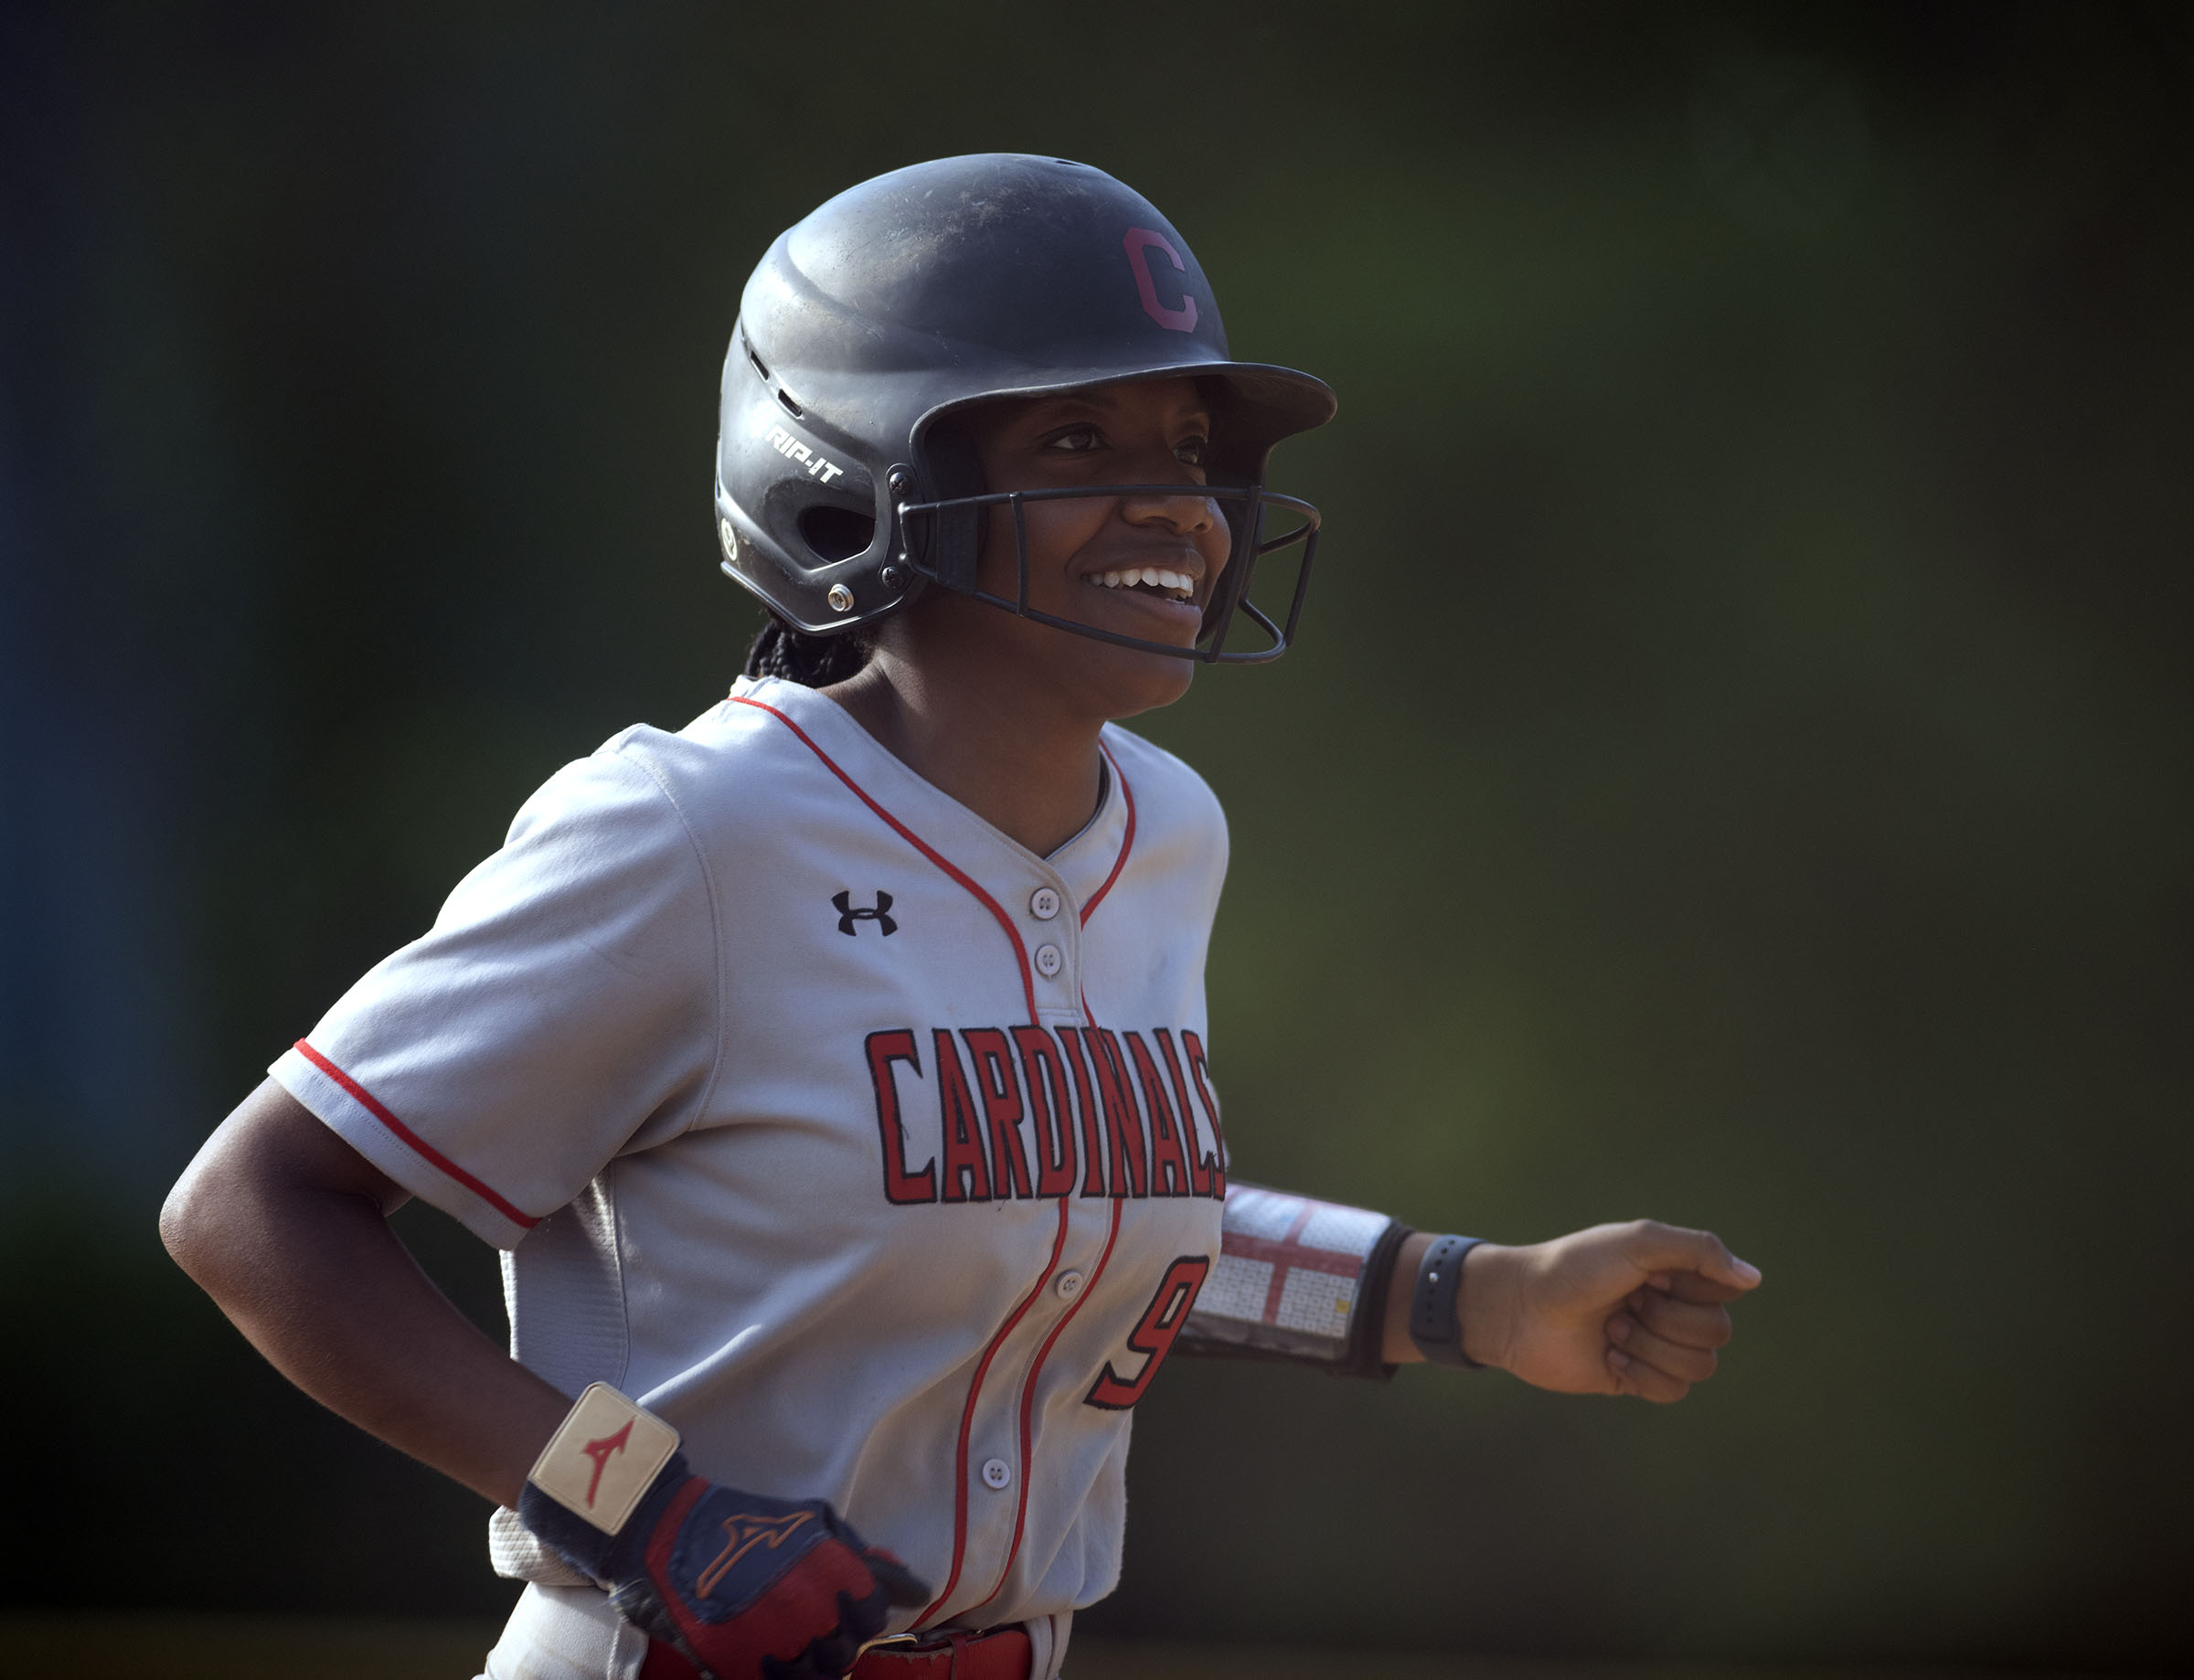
[{"xmin": 3, "ymin": 1, "xmax": 2189, "ymax": 1669}]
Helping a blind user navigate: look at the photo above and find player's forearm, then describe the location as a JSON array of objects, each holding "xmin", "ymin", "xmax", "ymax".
[
  {"xmin": 161, "ymin": 1090, "xmax": 569, "ymax": 1507},
  {"xmin": 181, "ymin": 1185, "xmax": 565, "ymax": 1506}
]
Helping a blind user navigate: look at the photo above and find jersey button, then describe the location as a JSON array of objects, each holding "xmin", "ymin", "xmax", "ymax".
[
  {"xmin": 1034, "ymin": 943, "xmax": 1063, "ymax": 978},
  {"xmin": 1054, "ymin": 1270, "xmax": 1084, "ymax": 1301},
  {"xmin": 981, "ymin": 1458, "xmax": 1012, "ymax": 1491},
  {"xmin": 1029, "ymin": 887, "xmax": 1060, "ymax": 920}
]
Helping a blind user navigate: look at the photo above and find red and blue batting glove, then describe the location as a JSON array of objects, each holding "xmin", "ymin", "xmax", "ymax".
[{"xmin": 519, "ymin": 1385, "xmax": 929, "ymax": 1680}]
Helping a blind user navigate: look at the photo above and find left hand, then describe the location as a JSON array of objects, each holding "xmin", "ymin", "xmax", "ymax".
[{"xmin": 1459, "ymin": 1221, "xmax": 1762, "ymax": 1402}]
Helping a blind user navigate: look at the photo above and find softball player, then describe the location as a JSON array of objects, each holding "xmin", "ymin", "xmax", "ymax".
[{"xmin": 162, "ymin": 155, "xmax": 1760, "ymax": 1680}]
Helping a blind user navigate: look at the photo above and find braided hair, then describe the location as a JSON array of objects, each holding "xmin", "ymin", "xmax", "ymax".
[{"xmin": 742, "ymin": 614, "xmax": 873, "ymax": 687}]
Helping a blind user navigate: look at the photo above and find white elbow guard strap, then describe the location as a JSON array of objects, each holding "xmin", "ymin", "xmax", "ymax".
[{"xmin": 1177, "ymin": 1182, "xmax": 1411, "ymax": 1380}]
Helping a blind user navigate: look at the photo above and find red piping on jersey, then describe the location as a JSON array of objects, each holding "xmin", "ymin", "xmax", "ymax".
[
  {"xmin": 292, "ymin": 1040, "xmax": 538, "ymax": 1230},
  {"xmin": 1080, "ymin": 740, "xmax": 1136, "ymax": 926},
  {"xmin": 914, "ymin": 1197, "xmax": 1072, "ymax": 1631},
  {"xmin": 731, "ymin": 696, "xmax": 1037, "ymax": 1021},
  {"xmin": 968, "ymin": 1194, "xmax": 1125, "ymax": 1622},
  {"xmin": 963, "ymin": 989, "xmax": 1132, "ymax": 1620}
]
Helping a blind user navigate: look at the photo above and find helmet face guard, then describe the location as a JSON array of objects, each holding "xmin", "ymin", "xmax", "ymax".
[
  {"xmin": 896, "ymin": 482, "xmax": 1321, "ymax": 664},
  {"xmin": 713, "ymin": 154, "xmax": 1336, "ymax": 658}
]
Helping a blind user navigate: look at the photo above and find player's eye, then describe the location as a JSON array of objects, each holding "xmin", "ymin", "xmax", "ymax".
[
  {"xmin": 1173, "ymin": 435, "xmax": 1209, "ymax": 468},
  {"xmin": 1039, "ymin": 424, "xmax": 1104, "ymax": 453}
]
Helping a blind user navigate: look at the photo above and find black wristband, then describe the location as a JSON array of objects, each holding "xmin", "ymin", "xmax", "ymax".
[
  {"xmin": 1342, "ymin": 1219, "xmax": 1414, "ymax": 1381},
  {"xmin": 1409, "ymin": 1234, "xmax": 1485, "ymax": 1368}
]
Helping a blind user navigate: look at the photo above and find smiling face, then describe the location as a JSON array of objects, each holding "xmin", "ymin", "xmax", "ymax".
[
  {"xmin": 926, "ymin": 377, "xmax": 1235, "ymax": 718},
  {"xmin": 969, "ymin": 377, "xmax": 1228, "ymax": 643}
]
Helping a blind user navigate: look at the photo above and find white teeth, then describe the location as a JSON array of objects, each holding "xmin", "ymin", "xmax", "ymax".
[{"xmin": 1090, "ymin": 568, "xmax": 1196, "ymax": 600}]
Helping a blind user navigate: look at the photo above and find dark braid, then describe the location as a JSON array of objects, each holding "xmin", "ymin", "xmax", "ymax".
[{"xmin": 742, "ymin": 614, "xmax": 873, "ymax": 687}]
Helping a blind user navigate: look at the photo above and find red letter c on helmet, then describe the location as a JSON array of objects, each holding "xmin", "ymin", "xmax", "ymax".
[{"xmin": 1122, "ymin": 228, "xmax": 1198, "ymax": 333}]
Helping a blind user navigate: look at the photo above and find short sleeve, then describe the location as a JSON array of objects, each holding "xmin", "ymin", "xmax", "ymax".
[{"xmin": 271, "ymin": 741, "xmax": 719, "ymax": 1249}]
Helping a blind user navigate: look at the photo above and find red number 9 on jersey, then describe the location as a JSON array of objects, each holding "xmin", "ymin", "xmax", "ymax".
[{"xmin": 1084, "ymin": 1255, "xmax": 1210, "ymax": 1409}]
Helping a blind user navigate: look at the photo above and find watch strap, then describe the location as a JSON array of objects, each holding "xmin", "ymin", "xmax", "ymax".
[{"xmin": 1408, "ymin": 1234, "xmax": 1485, "ymax": 1368}]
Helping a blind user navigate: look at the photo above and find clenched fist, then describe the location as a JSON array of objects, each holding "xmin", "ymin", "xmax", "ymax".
[{"xmin": 1454, "ymin": 1220, "xmax": 1761, "ymax": 1401}]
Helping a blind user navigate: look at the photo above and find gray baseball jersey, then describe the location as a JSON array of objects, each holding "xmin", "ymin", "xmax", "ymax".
[{"xmin": 272, "ymin": 675, "xmax": 1248, "ymax": 1678}]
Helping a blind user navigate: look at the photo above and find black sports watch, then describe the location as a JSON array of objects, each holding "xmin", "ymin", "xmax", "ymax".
[{"xmin": 1408, "ymin": 1234, "xmax": 1486, "ymax": 1368}]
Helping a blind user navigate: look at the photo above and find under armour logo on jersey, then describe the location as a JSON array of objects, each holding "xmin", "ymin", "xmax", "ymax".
[{"xmin": 834, "ymin": 890, "xmax": 897, "ymax": 936}]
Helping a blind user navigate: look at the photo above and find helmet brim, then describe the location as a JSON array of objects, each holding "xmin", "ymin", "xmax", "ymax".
[{"xmin": 914, "ymin": 358, "xmax": 1336, "ymax": 471}]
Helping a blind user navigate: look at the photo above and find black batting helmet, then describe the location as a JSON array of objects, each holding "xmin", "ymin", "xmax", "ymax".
[{"xmin": 713, "ymin": 154, "xmax": 1336, "ymax": 663}]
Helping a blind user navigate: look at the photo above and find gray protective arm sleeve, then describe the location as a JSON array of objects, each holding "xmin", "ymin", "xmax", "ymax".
[{"xmin": 1177, "ymin": 1181, "xmax": 1411, "ymax": 1380}]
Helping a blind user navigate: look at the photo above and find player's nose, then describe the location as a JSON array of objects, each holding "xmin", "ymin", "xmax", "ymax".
[{"xmin": 1118, "ymin": 484, "xmax": 1221, "ymax": 537}]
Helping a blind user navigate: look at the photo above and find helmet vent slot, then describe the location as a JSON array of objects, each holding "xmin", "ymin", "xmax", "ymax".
[
  {"xmin": 776, "ymin": 388, "xmax": 804, "ymax": 418},
  {"xmin": 747, "ymin": 346, "xmax": 770, "ymax": 382},
  {"xmin": 798, "ymin": 505, "xmax": 874, "ymax": 563}
]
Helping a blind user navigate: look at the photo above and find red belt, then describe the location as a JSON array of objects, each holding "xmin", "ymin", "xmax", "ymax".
[{"xmin": 640, "ymin": 1625, "xmax": 1032, "ymax": 1680}]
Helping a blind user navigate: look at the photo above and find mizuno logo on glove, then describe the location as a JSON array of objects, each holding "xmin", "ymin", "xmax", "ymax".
[
  {"xmin": 696, "ymin": 1511, "xmax": 813, "ymax": 1598},
  {"xmin": 528, "ymin": 1384, "xmax": 682, "ymax": 1535}
]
